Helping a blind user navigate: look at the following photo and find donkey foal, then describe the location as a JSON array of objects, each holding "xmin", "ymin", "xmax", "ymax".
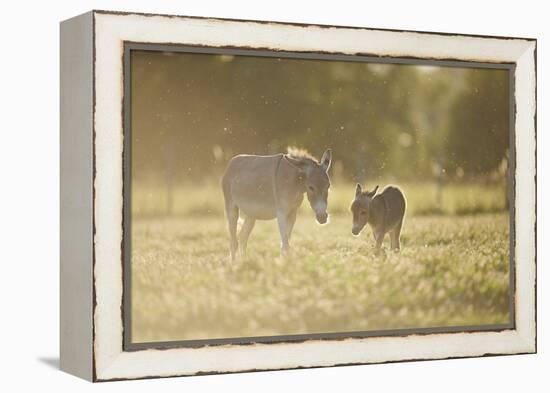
[{"xmin": 350, "ymin": 184, "xmax": 406, "ymax": 252}]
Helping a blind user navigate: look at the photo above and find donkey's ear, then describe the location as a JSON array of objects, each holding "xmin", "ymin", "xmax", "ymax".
[
  {"xmin": 320, "ymin": 149, "xmax": 332, "ymax": 172},
  {"xmin": 355, "ymin": 183, "xmax": 363, "ymax": 197},
  {"xmin": 368, "ymin": 185, "xmax": 379, "ymax": 197}
]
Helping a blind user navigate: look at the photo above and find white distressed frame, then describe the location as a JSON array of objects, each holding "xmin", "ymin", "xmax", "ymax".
[{"xmin": 91, "ymin": 11, "xmax": 536, "ymax": 381}]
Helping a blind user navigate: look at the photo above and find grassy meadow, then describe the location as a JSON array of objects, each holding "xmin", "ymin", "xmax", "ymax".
[{"xmin": 130, "ymin": 181, "xmax": 511, "ymax": 343}]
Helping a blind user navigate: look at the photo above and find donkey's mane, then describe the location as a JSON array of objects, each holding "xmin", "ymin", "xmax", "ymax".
[{"xmin": 286, "ymin": 146, "xmax": 318, "ymax": 165}]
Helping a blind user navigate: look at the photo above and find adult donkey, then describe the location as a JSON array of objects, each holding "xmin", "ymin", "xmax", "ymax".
[{"xmin": 222, "ymin": 148, "xmax": 332, "ymax": 260}]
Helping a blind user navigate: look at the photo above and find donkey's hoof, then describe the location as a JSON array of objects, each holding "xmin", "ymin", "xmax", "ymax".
[
  {"xmin": 374, "ymin": 248, "xmax": 386, "ymax": 258},
  {"xmin": 278, "ymin": 248, "xmax": 294, "ymax": 262},
  {"xmin": 228, "ymin": 252, "xmax": 239, "ymax": 263}
]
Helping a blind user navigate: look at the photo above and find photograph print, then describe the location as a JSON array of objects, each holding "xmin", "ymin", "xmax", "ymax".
[{"xmin": 125, "ymin": 45, "xmax": 513, "ymax": 347}]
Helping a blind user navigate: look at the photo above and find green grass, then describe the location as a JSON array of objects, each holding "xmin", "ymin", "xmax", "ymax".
[{"xmin": 131, "ymin": 211, "xmax": 511, "ymax": 343}]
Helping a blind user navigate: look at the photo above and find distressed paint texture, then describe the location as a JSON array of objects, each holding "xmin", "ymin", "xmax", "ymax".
[{"xmin": 89, "ymin": 10, "xmax": 536, "ymax": 381}]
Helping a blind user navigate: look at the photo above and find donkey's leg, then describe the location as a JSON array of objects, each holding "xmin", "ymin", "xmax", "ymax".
[
  {"xmin": 391, "ymin": 219, "xmax": 403, "ymax": 251},
  {"xmin": 276, "ymin": 210, "xmax": 291, "ymax": 255},
  {"xmin": 286, "ymin": 208, "xmax": 298, "ymax": 242},
  {"xmin": 238, "ymin": 216, "xmax": 256, "ymax": 257},
  {"xmin": 225, "ymin": 202, "xmax": 239, "ymax": 261}
]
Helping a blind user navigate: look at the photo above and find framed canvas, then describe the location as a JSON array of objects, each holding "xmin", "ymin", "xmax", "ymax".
[{"xmin": 60, "ymin": 10, "xmax": 537, "ymax": 382}]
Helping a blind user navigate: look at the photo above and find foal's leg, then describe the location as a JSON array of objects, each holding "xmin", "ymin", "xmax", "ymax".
[
  {"xmin": 390, "ymin": 230, "xmax": 399, "ymax": 251},
  {"xmin": 225, "ymin": 203, "xmax": 239, "ymax": 261},
  {"xmin": 390, "ymin": 219, "xmax": 403, "ymax": 251},
  {"xmin": 238, "ymin": 216, "xmax": 256, "ymax": 257},
  {"xmin": 374, "ymin": 229, "xmax": 385, "ymax": 254}
]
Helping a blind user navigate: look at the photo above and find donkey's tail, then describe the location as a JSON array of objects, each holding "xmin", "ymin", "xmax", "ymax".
[{"xmin": 221, "ymin": 156, "xmax": 237, "ymax": 201}]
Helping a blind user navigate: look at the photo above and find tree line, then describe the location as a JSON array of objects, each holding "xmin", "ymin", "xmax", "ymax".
[{"xmin": 131, "ymin": 50, "xmax": 510, "ymax": 185}]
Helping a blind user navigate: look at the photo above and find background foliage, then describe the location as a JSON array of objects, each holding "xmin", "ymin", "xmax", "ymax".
[{"xmin": 131, "ymin": 50, "xmax": 510, "ymax": 197}]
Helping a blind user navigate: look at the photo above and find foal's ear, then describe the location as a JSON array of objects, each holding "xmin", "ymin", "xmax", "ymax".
[
  {"xmin": 355, "ymin": 183, "xmax": 363, "ymax": 197},
  {"xmin": 320, "ymin": 149, "xmax": 332, "ymax": 172},
  {"xmin": 367, "ymin": 185, "xmax": 379, "ymax": 197}
]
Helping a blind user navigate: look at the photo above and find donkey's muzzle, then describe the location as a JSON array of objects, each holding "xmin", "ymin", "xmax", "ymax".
[{"xmin": 316, "ymin": 212, "xmax": 328, "ymax": 224}]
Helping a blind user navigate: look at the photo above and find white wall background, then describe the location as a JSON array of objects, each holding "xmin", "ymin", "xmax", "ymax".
[{"xmin": 0, "ymin": 0, "xmax": 545, "ymax": 391}]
